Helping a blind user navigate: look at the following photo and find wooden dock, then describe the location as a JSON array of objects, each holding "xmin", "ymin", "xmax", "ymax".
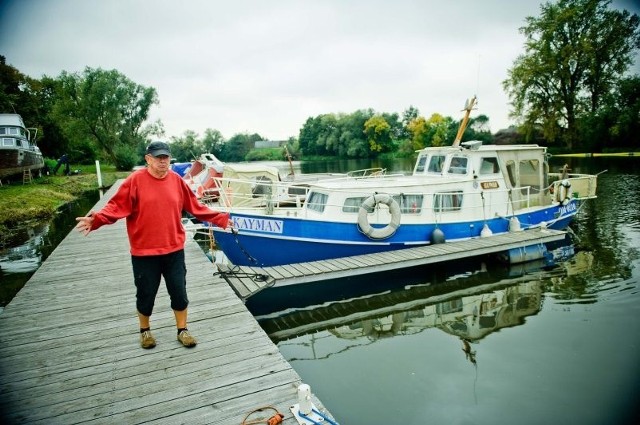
[
  {"xmin": 0, "ymin": 181, "xmax": 333, "ymax": 424},
  {"xmin": 218, "ymin": 228, "xmax": 567, "ymax": 300}
]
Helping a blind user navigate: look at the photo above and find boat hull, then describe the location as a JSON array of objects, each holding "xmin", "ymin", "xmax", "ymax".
[
  {"xmin": 212, "ymin": 200, "xmax": 579, "ymax": 267},
  {"xmin": 0, "ymin": 149, "xmax": 44, "ymax": 179}
]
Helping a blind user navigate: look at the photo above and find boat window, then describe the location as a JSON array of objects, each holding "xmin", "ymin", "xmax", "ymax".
[
  {"xmin": 448, "ymin": 156, "xmax": 468, "ymax": 175},
  {"xmin": 2, "ymin": 138, "xmax": 17, "ymax": 147},
  {"xmin": 393, "ymin": 194, "xmax": 423, "ymax": 214},
  {"xmin": 0, "ymin": 127, "xmax": 27, "ymax": 137},
  {"xmin": 306, "ymin": 191, "xmax": 328, "ymax": 213},
  {"xmin": 479, "ymin": 157, "xmax": 500, "ymax": 174},
  {"xmin": 288, "ymin": 184, "xmax": 309, "ymax": 197},
  {"xmin": 433, "ymin": 191, "xmax": 463, "ymax": 212},
  {"xmin": 343, "ymin": 194, "xmax": 424, "ymax": 214},
  {"xmin": 436, "ymin": 299, "xmax": 463, "ymax": 314},
  {"xmin": 519, "ymin": 159, "xmax": 541, "ymax": 191},
  {"xmin": 505, "ymin": 160, "xmax": 516, "ymax": 187},
  {"xmin": 343, "ymin": 197, "xmax": 367, "ymax": 213},
  {"xmin": 414, "ymin": 155, "xmax": 427, "ymax": 173},
  {"xmin": 251, "ymin": 176, "xmax": 274, "ymax": 197},
  {"xmin": 427, "ymin": 155, "xmax": 445, "ymax": 173}
]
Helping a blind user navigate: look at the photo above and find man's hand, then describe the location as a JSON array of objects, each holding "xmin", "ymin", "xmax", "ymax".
[{"xmin": 75, "ymin": 212, "xmax": 95, "ymax": 236}]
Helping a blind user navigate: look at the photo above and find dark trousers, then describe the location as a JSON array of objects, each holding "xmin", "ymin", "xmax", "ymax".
[{"xmin": 131, "ymin": 250, "xmax": 188, "ymax": 317}]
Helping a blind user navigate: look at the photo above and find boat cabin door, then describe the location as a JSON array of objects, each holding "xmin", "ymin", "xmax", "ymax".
[{"xmin": 500, "ymin": 153, "xmax": 547, "ymax": 208}]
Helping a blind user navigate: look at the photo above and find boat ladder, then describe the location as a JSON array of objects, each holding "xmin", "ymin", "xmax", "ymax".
[{"xmin": 23, "ymin": 169, "xmax": 33, "ymax": 184}]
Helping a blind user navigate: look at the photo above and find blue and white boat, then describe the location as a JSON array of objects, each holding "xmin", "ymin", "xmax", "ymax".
[{"xmin": 210, "ymin": 102, "xmax": 599, "ymax": 267}]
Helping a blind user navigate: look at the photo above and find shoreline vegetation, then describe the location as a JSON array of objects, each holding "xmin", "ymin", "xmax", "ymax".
[{"xmin": 0, "ymin": 163, "xmax": 130, "ymax": 247}]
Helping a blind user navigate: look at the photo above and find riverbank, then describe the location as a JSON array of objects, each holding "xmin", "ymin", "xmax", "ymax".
[{"xmin": 0, "ymin": 166, "xmax": 130, "ymax": 248}]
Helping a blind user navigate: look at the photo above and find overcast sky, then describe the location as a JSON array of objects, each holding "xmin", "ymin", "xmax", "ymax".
[{"xmin": 1, "ymin": 0, "xmax": 638, "ymax": 141}]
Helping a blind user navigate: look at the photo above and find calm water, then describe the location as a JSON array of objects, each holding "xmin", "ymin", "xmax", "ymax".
[{"xmin": 250, "ymin": 156, "xmax": 640, "ymax": 425}]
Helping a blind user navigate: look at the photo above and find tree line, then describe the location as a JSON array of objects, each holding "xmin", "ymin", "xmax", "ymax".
[{"xmin": 0, "ymin": 0, "xmax": 638, "ymax": 170}]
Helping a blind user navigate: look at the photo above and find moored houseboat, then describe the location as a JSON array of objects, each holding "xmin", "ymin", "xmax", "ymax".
[
  {"xmin": 0, "ymin": 113, "xmax": 44, "ymax": 180},
  {"xmin": 209, "ymin": 98, "xmax": 600, "ymax": 267}
]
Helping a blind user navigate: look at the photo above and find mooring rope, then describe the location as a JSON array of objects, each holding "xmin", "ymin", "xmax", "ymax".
[{"xmin": 230, "ymin": 228, "xmax": 260, "ymax": 266}]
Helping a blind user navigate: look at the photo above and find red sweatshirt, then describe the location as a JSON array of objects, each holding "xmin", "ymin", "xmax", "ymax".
[{"xmin": 90, "ymin": 169, "xmax": 229, "ymax": 256}]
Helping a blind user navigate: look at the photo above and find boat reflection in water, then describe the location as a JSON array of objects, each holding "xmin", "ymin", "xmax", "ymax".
[{"xmin": 252, "ymin": 243, "xmax": 590, "ymax": 356}]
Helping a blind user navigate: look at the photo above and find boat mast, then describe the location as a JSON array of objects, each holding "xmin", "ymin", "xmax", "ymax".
[
  {"xmin": 284, "ymin": 145, "xmax": 295, "ymax": 176},
  {"xmin": 452, "ymin": 96, "xmax": 477, "ymax": 147}
]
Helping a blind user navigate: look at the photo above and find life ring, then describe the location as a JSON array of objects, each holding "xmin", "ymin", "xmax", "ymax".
[
  {"xmin": 556, "ymin": 179, "xmax": 571, "ymax": 205},
  {"xmin": 357, "ymin": 194, "xmax": 401, "ymax": 240}
]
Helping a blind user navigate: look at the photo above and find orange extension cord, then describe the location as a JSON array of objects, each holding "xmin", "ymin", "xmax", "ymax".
[{"xmin": 241, "ymin": 405, "xmax": 284, "ymax": 425}]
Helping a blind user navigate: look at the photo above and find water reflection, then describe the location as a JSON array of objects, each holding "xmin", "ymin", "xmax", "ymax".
[
  {"xmin": 0, "ymin": 191, "xmax": 100, "ymax": 308},
  {"xmin": 255, "ymin": 250, "xmax": 585, "ymax": 348},
  {"xmin": 0, "ymin": 224, "xmax": 48, "ymax": 274}
]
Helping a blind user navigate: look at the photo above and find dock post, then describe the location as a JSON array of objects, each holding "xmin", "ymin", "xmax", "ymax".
[{"xmin": 95, "ymin": 160, "xmax": 103, "ymax": 189}]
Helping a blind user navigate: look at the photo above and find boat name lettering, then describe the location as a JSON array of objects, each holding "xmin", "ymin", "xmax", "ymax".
[
  {"xmin": 558, "ymin": 202, "xmax": 577, "ymax": 215},
  {"xmin": 480, "ymin": 181, "xmax": 499, "ymax": 189},
  {"xmin": 232, "ymin": 217, "xmax": 284, "ymax": 234}
]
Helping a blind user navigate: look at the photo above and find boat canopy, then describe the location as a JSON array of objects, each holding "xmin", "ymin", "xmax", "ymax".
[{"xmin": 215, "ymin": 163, "xmax": 282, "ymax": 207}]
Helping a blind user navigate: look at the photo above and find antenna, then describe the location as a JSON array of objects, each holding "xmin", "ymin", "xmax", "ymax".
[{"xmin": 476, "ymin": 54, "xmax": 481, "ymax": 99}]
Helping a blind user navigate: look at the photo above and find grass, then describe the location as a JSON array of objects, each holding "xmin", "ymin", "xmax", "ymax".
[{"xmin": 0, "ymin": 163, "xmax": 131, "ymax": 246}]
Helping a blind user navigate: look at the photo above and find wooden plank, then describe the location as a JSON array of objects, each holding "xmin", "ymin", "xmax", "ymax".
[
  {"xmin": 219, "ymin": 228, "xmax": 567, "ymax": 289},
  {"xmin": 286, "ymin": 262, "xmax": 317, "ymax": 276}
]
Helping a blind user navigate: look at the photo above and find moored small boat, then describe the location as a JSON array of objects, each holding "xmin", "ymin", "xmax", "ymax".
[{"xmin": 182, "ymin": 153, "xmax": 225, "ymax": 200}]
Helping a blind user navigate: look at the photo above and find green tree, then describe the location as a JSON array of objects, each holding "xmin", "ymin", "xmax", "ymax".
[
  {"xmin": 298, "ymin": 110, "xmax": 376, "ymax": 158},
  {"xmin": 405, "ymin": 116, "xmax": 429, "ymax": 152},
  {"xmin": 611, "ymin": 77, "xmax": 640, "ymax": 148},
  {"xmin": 0, "ymin": 56, "xmax": 54, "ymax": 154},
  {"xmin": 454, "ymin": 115, "xmax": 494, "ymax": 145},
  {"xmin": 36, "ymin": 76, "xmax": 73, "ymax": 158},
  {"xmin": 401, "ymin": 106, "xmax": 419, "ymax": 139},
  {"xmin": 202, "ymin": 128, "xmax": 225, "ymax": 157},
  {"xmin": 221, "ymin": 133, "xmax": 263, "ymax": 162},
  {"xmin": 592, "ymin": 75, "xmax": 640, "ymax": 150},
  {"xmin": 364, "ymin": 115, "xmax": 392, "ymax": 153},
  {"xmin": 503, "ymin": 0, "xmax": 640, "ymax": 150},
  {"xmin": 339, "ymin": 109, "xmax": 373, "ymax": 158},
  {"xmin": 298, "ymin": 116, "xmax": 322, "ymax": 156},
  {"xmin": 0, "ymin": 55, "xmax": 34, "ymax": 116},
  {"xmin": 169, "ymin": 130, "xmax": 204, "ymax": 162},
  {"xmin": 425, "ymin": 113, "xmax": 451, "ymax": 147},
  {"xmin": 52, "ymin": 67, "xmax": 158, "ymax": 167}
]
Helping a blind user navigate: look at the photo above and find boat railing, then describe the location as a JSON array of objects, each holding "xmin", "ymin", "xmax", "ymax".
[
  {"xmin": 548, "ymin": 173, "xmax": 598, "ymax": 200},
  {"xmin": 210, "ymin": 173, "xmax": 577, "ymax": 221},
  {"xmin": 345, "ymin": 167, "xmax": 387, "ymax": 178},
  {"xmin": 211, "ymin": 169, "xmax": 400, "ymax": 213},
  {"xmin": 211, "ymin": 175, "xmax": 311, "ymax": 212}
]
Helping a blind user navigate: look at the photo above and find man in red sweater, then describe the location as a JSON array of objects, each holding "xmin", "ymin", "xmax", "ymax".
[{"xmin": 75, "ymin": 141, "xmax": 230, "ymax": 349}]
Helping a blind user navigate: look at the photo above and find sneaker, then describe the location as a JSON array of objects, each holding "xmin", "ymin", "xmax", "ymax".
[
  {"xmin": 140, "ymin": 330, "xmax": 156, "ymax": 349},
  {"xmin": 177, "ymin": 330, "xmax": 197, "ymax": 348}
]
